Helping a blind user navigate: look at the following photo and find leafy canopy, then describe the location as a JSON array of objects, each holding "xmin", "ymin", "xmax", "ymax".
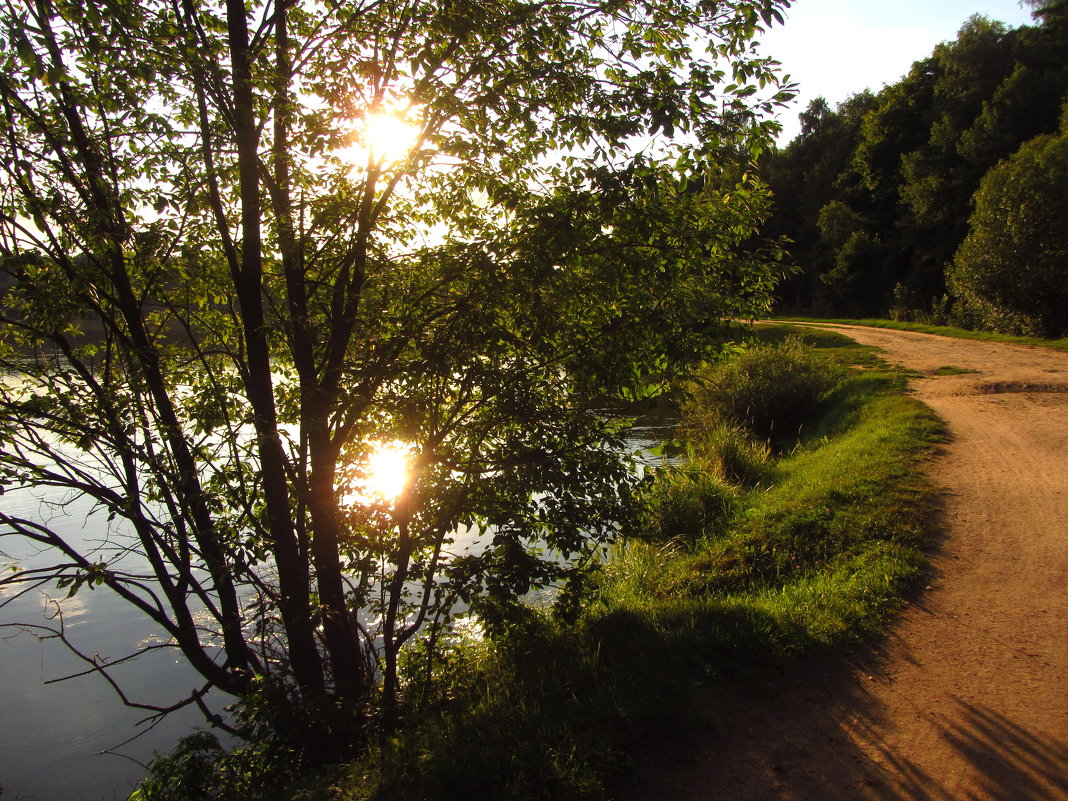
[
  {"xmin": 0, "ymin": 0, "xmax": 794, "ymax": 740},
  {"xmin": 949, "ymin": 113, "xmax": 1068, "ymax": 337}
]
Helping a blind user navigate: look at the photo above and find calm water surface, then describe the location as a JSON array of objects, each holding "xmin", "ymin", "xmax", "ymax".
[
  {"xmin": 0, "ymin": 416, "xmax": 674, "ymax": 800},
  {"xmin": 0, "ymin": 488, "xmax": 230, "ymax": 801}
]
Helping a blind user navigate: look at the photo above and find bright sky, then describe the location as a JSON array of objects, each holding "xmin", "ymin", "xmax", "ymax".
[{"xmin": 759, "ymin": 0, "xmax": 1038, "ymax": 142}]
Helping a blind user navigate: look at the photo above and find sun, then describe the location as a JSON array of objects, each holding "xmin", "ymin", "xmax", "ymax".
[
  {"xmin": 338, "ymin": 106, "xmax": 423, "ymax": 169},
  {"xmin": 349, "ymin": 440, "xmax": 413, "ymax": 505},
  {"xmin": 365, "ymin": 111, "xmax": 421, "ymax": 162}
]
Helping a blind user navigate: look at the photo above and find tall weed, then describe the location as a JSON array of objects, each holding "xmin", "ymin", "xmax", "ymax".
[
  {"xmin": 635, "ymin": 467, "xmax": 737, "ymax": 543},
  {"xmin": 695, "ymin": 421, "xmax": 773, "ymax": 487},
  {"xmin": 684, "ymin": 337, "xmax": 843, "ymax": 447}
]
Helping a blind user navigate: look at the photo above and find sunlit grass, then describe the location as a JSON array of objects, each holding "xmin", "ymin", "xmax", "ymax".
[
  {"xmin": 776, "ymin": 316, "xmax": 1068, "ymax": 352},
  {"xmin": 333, "ymin": 326, "xmax": 947, "ymax": 800}
]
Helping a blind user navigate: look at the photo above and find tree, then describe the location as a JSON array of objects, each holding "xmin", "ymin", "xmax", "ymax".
[
  {"xmin": 895, "ymin": 15, "xmax": 1015, "ymax": 302},
  {"xmin": 0, "ymin": 0, "xmax": 792, "ymax": 746},
  {"xmin": 766, "ymin": 5, "xmax": 1068, "ymax": 322},
  {"xmin": 811, "ymin": 200, "xmax": 886, "ymax": 316},
  {"xmin": 759, "ymin": 91, "xmax": 876, "ymax": 311},
  {"xmin": 948, "ymin": 118, "xmax": 1068, "ymax": 337}
]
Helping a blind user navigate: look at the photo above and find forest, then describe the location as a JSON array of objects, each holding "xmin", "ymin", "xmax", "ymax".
[{"xmin": 762, "ymin": 0, "xmax": 1068, "ymax": 338}]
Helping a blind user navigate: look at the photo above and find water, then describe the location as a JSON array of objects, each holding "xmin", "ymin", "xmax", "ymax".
[
  {"xmin": 0, "ymin": 411, "xmax": 677, "ymax": 800},
  {"xmin": 0, "ymin": 488, "xmax": 230, "ymax": 801}
]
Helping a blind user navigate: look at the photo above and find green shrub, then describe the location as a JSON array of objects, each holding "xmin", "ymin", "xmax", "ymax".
[
  {"xmin": 696, "ymin": 421, "xmax": 774, "ymax": 487},
  {"xmin": 683, "ymin": 337, "xmax": 843, "ymax": 447},
  {"xmin": 636, "ymin": 467, "xmax": 737, "ymax": 542},
  {"xmin": 948, "ymin": 122, "xmax": 1068, "ymax": 337},
  {"xmin": 130, "ymin": 733, "xmax": 268, "ymax": 801}
]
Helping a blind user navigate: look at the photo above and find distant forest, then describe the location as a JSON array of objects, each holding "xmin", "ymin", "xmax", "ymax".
[{"xmin": 762, "ymin": 0, "xmax": 1068, "ymax": 337}]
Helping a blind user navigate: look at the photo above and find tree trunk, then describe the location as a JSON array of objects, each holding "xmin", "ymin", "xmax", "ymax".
[
  {"xmin": 308, "ymin": 429, "xmax": 370, "ymax": 702},
  {"xmin": 226, "ymin": 0, "xmax": 325, "ymax": 698}
]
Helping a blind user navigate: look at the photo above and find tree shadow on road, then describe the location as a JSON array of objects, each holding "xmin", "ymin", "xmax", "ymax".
[
  {"xmin": 937, "ymin": 699, "xmax": 1068, "ymax": 801},
  {"xmin": 618, "ymin": 642, "xmax": 1068, "ymax": 801}
]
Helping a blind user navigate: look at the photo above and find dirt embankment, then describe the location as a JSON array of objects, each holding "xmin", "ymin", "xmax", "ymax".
[{"xmin": 625, "ymin": 324, "xmax": 1068, "ymax": 801}]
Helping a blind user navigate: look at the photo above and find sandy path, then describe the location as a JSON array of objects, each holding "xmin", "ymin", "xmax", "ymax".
[{"xmin": 624, "ymin": 324, "xmax": 1068, "ymax": 801}]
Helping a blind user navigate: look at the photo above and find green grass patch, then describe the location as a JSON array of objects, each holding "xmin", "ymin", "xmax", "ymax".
[
  {"xmin": 749, "ymin": 322, "xmax": 888, "ymax": 369},
  {"xmin": 140, "ymin": 333, "xmax": 947, "ymax": 801},
  {"xmin": 338, "ymin": 333, "xmax": 944, "ymax": 801},
  {"xmin": 776, "ymin": 316, "xmax": 1068, "ymax": 352},
  {"xmin": 932, "ymin": 365, "xmax": 979, "ymax": 376}
]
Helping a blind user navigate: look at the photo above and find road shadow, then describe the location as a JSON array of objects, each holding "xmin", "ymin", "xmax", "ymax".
[
  {"xmin": 937, "ymin": 698, "xmax": 1068, "ymax": 801},
  {"xmin": 618, "ymin": 639, "xmax": 1068, "ymax": 801}
]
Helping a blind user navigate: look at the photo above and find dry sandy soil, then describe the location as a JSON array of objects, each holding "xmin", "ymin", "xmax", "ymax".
[{"xmin": 623, "ymin": 324, "xmax": 1068, "ymax": 801}]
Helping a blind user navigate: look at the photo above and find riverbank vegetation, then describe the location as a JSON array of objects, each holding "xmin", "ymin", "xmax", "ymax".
[
  {"xmin": 0, "ymin": 0, "xmax": 794, "ymax": 781},
  {"xmin": 2, "ymin": 0, "xmax": 979, "ymax": 796},
  {"xmin": 134, "ymin": 325, "xmax": 946, "ymax": 800}
]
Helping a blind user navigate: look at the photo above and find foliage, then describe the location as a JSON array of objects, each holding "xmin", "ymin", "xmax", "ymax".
[
  {"xmin": 285, "ymin": 323, "xmax": 944, "ymax": 801},
  {"xmin": 0, "ymin": 0, "xmax": 795, "ymax": 759},
  {"xmin": 763, "ymin": 5, "xmax": 1068, "ymax": 322},
  {"xmin": 130, "ymin": 733, "xmax": 271, "ymax": 801},
  {"xmin": 695, "ymin": 421, "xmax": 774, "ymax": 487},
  {"xmin": 681, "ymin": 337, "xmax": 843, "ymax": 447},
  {"xmin": 604, "ymin": 325, "xmax": 944, "ymax": 630},
  {"xmin": 759, "ymin": 91, "xmax": 876, "ymax": 312},
  {"xmin": 947, "ymin": 122, "xmax": 1068, "ymax": 337},
  {"xmin": 128, "ymin": 325, "xmax": 945, "ymax": 800},
  {"xmin": 635, "ymin": 465, "xmax": 738, "ymax": 543}
]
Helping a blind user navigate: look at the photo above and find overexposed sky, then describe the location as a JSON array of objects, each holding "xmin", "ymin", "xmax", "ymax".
[{"xmin": 759, "ymin": 0, "xmax": 1038, "ymax": 141}]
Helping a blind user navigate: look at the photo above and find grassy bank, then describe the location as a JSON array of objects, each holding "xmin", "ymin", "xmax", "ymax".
[
  {"xmin": 135, "ymin": 326, "xmax": 947, "ymax": 801},
  {"xmin": 337, "ymin": 325, "xmax": 945, "ymax": 801},
  {"xmin": 778, "ymin": 316, "xmax": 1068, "ymax": 352}
]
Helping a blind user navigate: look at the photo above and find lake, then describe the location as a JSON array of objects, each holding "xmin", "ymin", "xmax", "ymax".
[
  {"xmin": 0, "ymin": 413, "xmax": 675, "ymax": 800},
  {"xmin": 0, "ymin": 485, "xmax": 232, "ymax": 800}
]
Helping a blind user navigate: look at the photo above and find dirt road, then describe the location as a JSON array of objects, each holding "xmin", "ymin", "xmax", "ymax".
[{"xmin": 627, "ymin": 324, "xmax": 1068, "ymax": 801}]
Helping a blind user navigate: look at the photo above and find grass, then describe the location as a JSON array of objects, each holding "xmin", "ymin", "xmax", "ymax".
[
  {"xmin": 776, "ymin": 316, "xmax": 1068, "ymax": 352},
  {"xmin": 135, "ymin": 325, "xmax": 948, "ymax": 801},
  {"xmin": 747, "ymin": 322, "xmax": 888, "ymax": 369},
  {"xmin": 334, "ymin": 325, "xmax": 946, "ymax": 801},
  {"xmin": 608, "ymin": 350, "xmax": 942, "ymax": 646}
]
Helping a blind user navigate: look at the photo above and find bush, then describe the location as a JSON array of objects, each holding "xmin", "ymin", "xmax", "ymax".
[
  {"xmin": 683, "ymin": 337, "xmax": 843, "ymax": 447},
  {"xmin": 695, "ymin": 421, "xmax": 773, "ymax": 487},
  {"xmin": 637, "ymin": 467, "xmax": 737, "ymax": 543},
  {"xmin": 948, "ymin": 123, "xmax": 1068, "ymax": 337},
  {"xmin": 131, "ymin": 733, "xmax": 263, "ymax": 801}
]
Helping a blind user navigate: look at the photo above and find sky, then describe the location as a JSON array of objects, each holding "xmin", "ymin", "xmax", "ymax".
[{"xmin": 759, "ymin": 0, "xmax": 1038, "ymax": 141}]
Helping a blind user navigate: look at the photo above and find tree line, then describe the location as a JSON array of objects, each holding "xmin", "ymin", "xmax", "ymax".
[{"xmin": 763, "ymin": 0, "xmax": 1068, "ymax": 337}]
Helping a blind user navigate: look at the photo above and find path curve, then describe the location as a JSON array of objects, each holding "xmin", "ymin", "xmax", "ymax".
[{"xmin": 626, "ymin": 324, "xmax": 1068, "ymax": 801}]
